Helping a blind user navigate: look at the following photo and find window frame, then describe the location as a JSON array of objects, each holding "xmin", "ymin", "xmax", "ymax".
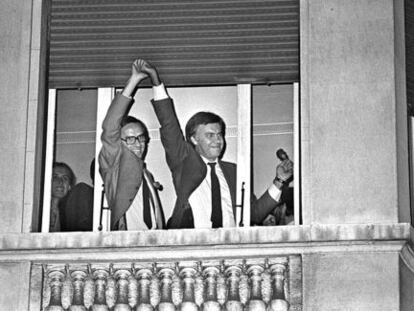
[{"xmin": 41, "ymin": 83, "xmax": 300, "ymax": 232}]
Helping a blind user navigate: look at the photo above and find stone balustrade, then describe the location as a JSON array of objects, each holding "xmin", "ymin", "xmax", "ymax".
[
  {"xmin": 6, "ymin": 224, "xmax": 404, "ymax": 310},
  {"xmin": 42, "ymin": 257, "xmax": 299, "ymax": 311}
]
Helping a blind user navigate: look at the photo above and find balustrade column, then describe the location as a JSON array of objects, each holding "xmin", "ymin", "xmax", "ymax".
[
  {"xmin": 45, "ymin": 269, "xmax": 66, "ymax": 311},
  {"xmin": 201, "ymin": 266, "xmax": 220, "ymax": 311},
  {"xmin": 136, "ymin": 267, "xmax": 154, "ymax": 311},
  {"xmin": 69, "ymin": 269, "xmax": 88, "ymax": 311},
  {"xmin": 224, "ymin": 265, "xmax": 243, "ymax": 311},
  {"xmin": 178, "ymin": 264, "xmax": 198, "ymax": 311},
  {"xmin": 114, "ymin": 268, "xmax": 132, "ymax": 311},
  {"xmin": 91, "ymin": 268, "xmax": 110, "ymax": 311},
  {"xmin": 158, "ymin": 267, "xmax": 176, "ymax": 311},
  {"xmin": 245, "ymin": 265, "xmax": 266, "ymax": 311},
  {"xmin": 267, "ymin": 258, "xmax": 288, "ymax": 311}
]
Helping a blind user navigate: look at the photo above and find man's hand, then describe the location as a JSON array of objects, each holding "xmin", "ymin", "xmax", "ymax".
[
  {"xmin": 121, "ymin": 59, "xmax": 148, "ymax": 98},
  {"xmin": 131, "ymin": 59, "xmax": 149, "ymax": 83},
  {"xmin": 139, "ymin": 59, "xmax": 161, "ymax": 86},
  {"xmin": 277, "ymin": 159, "xmax": 293, "ymax": 182}
]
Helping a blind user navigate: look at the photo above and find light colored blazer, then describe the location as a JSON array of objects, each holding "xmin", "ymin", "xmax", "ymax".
[{"xmin": 99, "ymin": 94, "xmax": 164, "ymax": 230}]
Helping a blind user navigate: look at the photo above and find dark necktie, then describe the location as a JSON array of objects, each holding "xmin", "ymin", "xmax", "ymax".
[
  {"xmin": 208, "ymin": 162, "xmax": 222, "ymax": 228},
  {"xmin": 142, "ymin": 177, "xmax": 152, "ymax": 229}
]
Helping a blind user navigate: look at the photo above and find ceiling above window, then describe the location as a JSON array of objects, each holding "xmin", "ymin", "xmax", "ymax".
[{"xmin": 48, "ymin": 0, "xmax": 299, "ymax": 89}]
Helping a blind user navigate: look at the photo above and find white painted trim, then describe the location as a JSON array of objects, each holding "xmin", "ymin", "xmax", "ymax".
[
  {"xmin": 93, "ymin": 88, "xmax": 114, "ymax": 232},
  {"xmin": 293, "ymin": 82, "xmax": 300, "ymax": 225},
  {"xmin": 237, "ymin": 84, "xmax": 251, "ymax": 227},
  {"xmin": 41, "ymin": 89, "xmax": 56, "ymax": 233}
]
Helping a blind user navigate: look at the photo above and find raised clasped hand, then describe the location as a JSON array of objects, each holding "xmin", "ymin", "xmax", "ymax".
[{"xmin": 131, "ymin": 59, "xmax": 149, "ymax": 81}]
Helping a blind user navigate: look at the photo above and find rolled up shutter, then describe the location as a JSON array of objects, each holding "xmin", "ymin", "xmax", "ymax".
[{"xmin": 49, "ymin": 0, "xmax": 299, "ymax": 89}]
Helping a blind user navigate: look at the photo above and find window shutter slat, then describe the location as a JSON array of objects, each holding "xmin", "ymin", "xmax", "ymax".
[{"xmin": 49, "ymin": 0, "xmax": 299, "ymax": 88}]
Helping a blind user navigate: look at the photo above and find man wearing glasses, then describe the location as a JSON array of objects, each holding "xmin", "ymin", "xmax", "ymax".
[{"xmin": 99, "ymin": 59, "xmax": 165, "ymax": 230}]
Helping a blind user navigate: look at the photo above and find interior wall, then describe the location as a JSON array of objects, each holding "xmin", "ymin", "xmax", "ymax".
[
  {"xmin": 253, "ymin": 85, "xmax": 294, "ymax": 196},
  {"xmin": 55, "ymin": 89, "xmax": 97, "ymax": 186}
]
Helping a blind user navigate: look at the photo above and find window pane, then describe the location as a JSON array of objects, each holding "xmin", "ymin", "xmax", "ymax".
[{"xmin": 252, "ymin": 84, "xmax": 296, "ymax": 226}]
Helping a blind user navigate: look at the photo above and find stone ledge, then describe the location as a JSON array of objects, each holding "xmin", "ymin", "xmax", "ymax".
[{"xmin": 0, "ymin": 223, "xmax": 409, "ymax": 251}]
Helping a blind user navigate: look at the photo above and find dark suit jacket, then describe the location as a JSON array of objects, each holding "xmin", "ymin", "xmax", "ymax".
[
  {"xmin": 152, "ymin": 98, "xmax": 278, "ymax": 228},
  {"xmin": 99, "ymin": 94, "xmax": 165, "ymax": 230},
  {"xmin": 59, "ymin": 182, "xmax": 93, "ymax": 231}
]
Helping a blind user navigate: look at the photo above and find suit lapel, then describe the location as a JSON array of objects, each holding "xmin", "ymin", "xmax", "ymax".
[
  {"xmin": 179, "ymin": 149, "xmax": 207, "ymax": 200},
  {"xmin": 143, "ymin": 167, "xmax": 166, "ymax": 229},
  {"xmin": 112, "ymin": 145, "xmax": 144, "ymax": 228},
  {"xmin": 219, "ymin": 160, "xmax": 237, "ymax": 216}
]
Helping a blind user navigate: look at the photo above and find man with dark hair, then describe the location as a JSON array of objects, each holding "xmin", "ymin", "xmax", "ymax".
[
  {"xmin": 138, "ymin": 59, "xmax": 284, "ymax": 229},
  {"xmin": 98, "ymin": 59, "xmax": 165, "ymax": 230}
]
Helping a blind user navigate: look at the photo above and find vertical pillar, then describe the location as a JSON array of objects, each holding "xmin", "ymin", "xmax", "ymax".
[
  {"xmin": 201, "ymin": 266, "xmax": 221, "ymax": 311},
  {"xmin": 267, "ymin": 259, "xmax": 288, "ymax": 311},
  {"xmin": 135, "ymin": 267, "xmax": 154, "ymax": 311},
  {"xmin": 237, "ymin": 84, "xmax": 252, "ymax": 226},
  {"xmin": 178, "ymin": 264, "xmax": 199, "ymax": 311},
  {"xmin": 245, "ymin": 265, "xmax": 266, "ymax": 311},
  {"xmin": 45, "ymin": 270, "xmax": 66, "ymax": 311},
  {"xmin": 224, "ymin": 265, "xmax": 243, "ymax": 311},
  {"xmin": 113, "ymin": 268, "xmax": 132, "ymax": 311},
  {"xmin": 300, "ymin": 0, "xmax": 409, "ymax": 224},
  {"xmin": 158, "ymin": 267, "xmax": 176, "ymax": 311},
  {"xmin": 91, "ymin": 268, "xmax": 110, "ymax": 311},
  {"xmin": 69, "ymin": 270, "xmax": 87, "ymax": 311}
]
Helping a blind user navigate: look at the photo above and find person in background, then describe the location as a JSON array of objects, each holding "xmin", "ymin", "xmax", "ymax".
[
  {"xmin": 59, "ymin": 159, "xmax": 95, "ymax": 231},
  {"xmin": 50, "ymin": 162, "xmax": 75, "ymax": 232},
  {"xmin": 99, "ymin": 59, "xmax": 165, "ymax": 230},
  {"xmin": 274, "ymin": 148, "xmax": 293, "ymax": 186},
  {"xmin": 137, "ymin": 59, "xmax": 285, "ymax": 229},
  {"xmin": 263, "ymin": 148, "xmax": 294, "ymax": 226}
]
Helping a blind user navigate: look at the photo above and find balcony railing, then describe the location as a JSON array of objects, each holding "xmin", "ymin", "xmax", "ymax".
[
  {"xmin": 1, "ymin": 224, "xmax": 407, "ymax": 310},
  {"xmin": 42, "ymin": 256, "xmax": 301, "ymax": 311}
]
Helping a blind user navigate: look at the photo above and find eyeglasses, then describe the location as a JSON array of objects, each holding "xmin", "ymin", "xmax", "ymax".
[{"xmin": 121, "ymin": 134, "xmax": 147, "ymax": 145}]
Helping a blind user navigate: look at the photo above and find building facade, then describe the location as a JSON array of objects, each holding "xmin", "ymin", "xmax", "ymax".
[{"xmin": 0, "ymin": 0, "xmax": 413, "ymax": 310}]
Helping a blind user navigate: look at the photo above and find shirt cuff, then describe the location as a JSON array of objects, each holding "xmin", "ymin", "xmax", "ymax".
[
  {"xmin": 120, "ymin": 92, "xmax": 132, "ymax": 99},
  {"xmin": 267, "ymin": 184, "xmax": 282, "ymax": 202},
  {"xmin": 153, "ymin": 83, "xmax": 169, "ymax": 100}
]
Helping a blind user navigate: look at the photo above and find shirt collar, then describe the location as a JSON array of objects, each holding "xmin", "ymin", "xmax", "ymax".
[{"xmin": 200, "ymin": 155, "xmax": 218, "ymax": 165}]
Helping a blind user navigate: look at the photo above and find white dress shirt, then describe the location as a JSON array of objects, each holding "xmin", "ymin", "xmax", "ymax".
[
  {"xmin": 125, "ymin": 170, "xmax": 157, "ymax": 231},
  {"xmin": 189, "ymin": 157, "xmax": 235, "ymax": 228}
]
